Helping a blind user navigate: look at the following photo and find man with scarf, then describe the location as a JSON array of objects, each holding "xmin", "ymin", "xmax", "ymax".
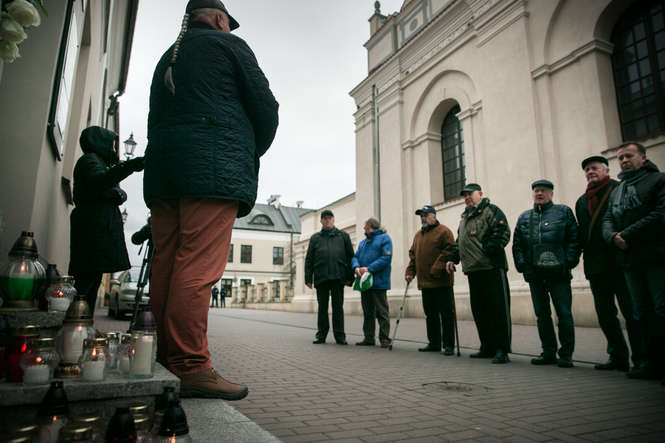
[
  {"xmin": 446, "ymin": 184, "xmax": 512, "ymax": 364},
  {"xmin": 406, "ymin": 205, "xmax": 457, "ymax": 355},
  {"xmin": 575, "ymin": 155, "xmax": 642, "ymax": 373},
  {"xmin": 602, "ymin": 143, "xmax": 665, "ymax": 383}
]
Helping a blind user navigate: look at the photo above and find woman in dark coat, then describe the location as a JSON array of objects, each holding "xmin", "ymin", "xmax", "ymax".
[{"xmin": 69, "ymin": 126, "xmax": 144, "ymax": 314}]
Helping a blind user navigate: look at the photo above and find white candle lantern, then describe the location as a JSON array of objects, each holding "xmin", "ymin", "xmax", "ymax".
[
  {"xmin": 129, "ymin": 310, "xmax": 158, "ymax": 379},
  {"xmin": 45, "ymin": 276, "xmax": 77, "ymax": 313},
  {"xmin": 80, "ymin": 337, "xmax": 107, "ymax": 382},
  {"xmin": 20, "ymin": 337, "xmax": 59, "ymax": 385},
  {"xmin": 54, "ymin": 296, "xmax": 96, "ymax": 379}
]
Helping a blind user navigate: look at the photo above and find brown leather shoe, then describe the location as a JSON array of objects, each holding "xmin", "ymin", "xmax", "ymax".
[{"xmin": 179, "ymin": 368, "xmax": 249, "ymax": 400}]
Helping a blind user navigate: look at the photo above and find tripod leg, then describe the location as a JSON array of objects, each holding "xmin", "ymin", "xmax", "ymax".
[{"xmin": 131, "ymin": 242, "xmax": 154, "ymax": 329}]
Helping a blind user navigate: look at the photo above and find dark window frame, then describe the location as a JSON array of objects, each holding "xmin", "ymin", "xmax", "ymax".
[
  {"xmin": 611, "ymin": 0, "xmax": 665, "ymax": 141},
  {"xmin": 240, "ymin": 245, "xmax": 252, "ymax": 264},
  {"xmin": 441, "ymin": 104, "xmax": 465, "ymax": 201},
  {"xmin": 273, "ymin": 247, "xmax": 284, "ymax": 265},
  {"xmin": 249, "ymin": 215, "xmax": 273, "ymax": 226},
  {"xmin": 228, "ymin": 244, "xmax": 233, "ymax": 263}
]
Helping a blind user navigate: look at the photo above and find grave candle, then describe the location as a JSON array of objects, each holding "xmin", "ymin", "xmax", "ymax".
[
  {"xmin": 130, "ymin": 335, "xmax": 154, "ymax": 378},
  {"xmin": 23, "ymin": 363, "xmax": 50, "ymax": 384}
]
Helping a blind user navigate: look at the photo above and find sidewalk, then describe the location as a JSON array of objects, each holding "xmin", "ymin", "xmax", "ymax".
[{"xmin": 98, "ymin": 308, "xmax": 665, "ymax": 442}]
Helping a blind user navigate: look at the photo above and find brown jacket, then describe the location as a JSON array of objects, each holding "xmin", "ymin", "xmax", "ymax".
[{"xmin": 405, "ymin": 222, "xmax": 456, "ymax": 289}]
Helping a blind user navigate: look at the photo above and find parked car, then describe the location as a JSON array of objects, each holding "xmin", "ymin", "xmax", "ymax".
[{"xmin": 108, "ymin": 267, "xmax": 149, "ymax": 319}]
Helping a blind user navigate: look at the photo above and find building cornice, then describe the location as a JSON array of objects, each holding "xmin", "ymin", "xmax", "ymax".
[{"xmin": 531, "ymin": 39, "xmax": 614, "ymax": 79}]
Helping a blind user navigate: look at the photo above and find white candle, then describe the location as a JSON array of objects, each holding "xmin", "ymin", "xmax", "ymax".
[
  {"xmin": 82, "ymin": 360, "xmax": 105, "ymax": 381},
  {"xmin": 37, "ymin": 416, "xmax": 66, "ymax": 443},
  {"xmin": 119, "ymin": 355, "xmax": 130, "ymax": 373},
  {"xmin": 23, "ymin": 365, "xmax": 50, "ymax": 384},
  {"xmin": 63, "ymin": 326, "xmax": 87, "ymax": 363},
  {"xmin": 130, "ymin": 335, "xmax": 154, "ymax": 377},
  {"xmin": 48, "ymin": 297, "xmax": 71, "ymax": 313}
]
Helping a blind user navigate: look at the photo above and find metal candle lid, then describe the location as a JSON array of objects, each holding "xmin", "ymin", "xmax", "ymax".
[
  {"xmin": 11, "ymin": 325, "xmax": 40, "ymax": 337},
  {"xmin": 59, "ymin": 425, "xmax": 93, "ymax": 441},
  {"xmin": 8, "ymin": 231, "xmax": 39, "ymax": 258},
  {"xmin": 83, "ymin": 337, "xmax": 108, "ymax": 348},
  {"xmin": 63, "ymin": 296, "xmax": 93, "ymax": 324},
  {"xmin": 131, "ymin": 310, "xmax": 157, "ymax": 332},
  {"xmin": 28, "ymin": 337, "xmax": 55, "ymax": 349}
]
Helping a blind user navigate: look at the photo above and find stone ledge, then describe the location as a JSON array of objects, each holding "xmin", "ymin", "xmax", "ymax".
[
  {"xmin": 0, "ymin": 310, "xmax": 65, "ymax": 331},
  {"xmin": 0, "ymin": 363, "xmax": 179, "ymax": 407}
]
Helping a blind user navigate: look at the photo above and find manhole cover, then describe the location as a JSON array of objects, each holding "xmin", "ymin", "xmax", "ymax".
[{"xmin": 420, "ymin": 381, "xmax": 491, "ymax": 395}]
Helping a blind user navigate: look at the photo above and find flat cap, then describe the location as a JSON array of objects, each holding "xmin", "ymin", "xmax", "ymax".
[
  {"xmin": 320, "ymin": 209, "xmax": 334, "ymax": 218},
  {"xmin": 531, "ymin": 179, "xmax": 554, "ymax": 190},
  {"xmin": 186, "ymin": 0, "xmax": 239, "ymax": 30},
  {"xmin": 415, "ymin": 205, "xmax": 436, "ymax": 216},
  {"xmin": 581, "ymin": 155, "xmax": 608, "ymax": 170},
  {"xmin": 460, "ymin": 183, "xmax": 482, "ymax": 196}
]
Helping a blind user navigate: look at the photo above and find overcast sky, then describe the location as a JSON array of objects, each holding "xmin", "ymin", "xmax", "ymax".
[{"xmin": 118, "ymin": 0, "xmax": 405, "ymax": 265}]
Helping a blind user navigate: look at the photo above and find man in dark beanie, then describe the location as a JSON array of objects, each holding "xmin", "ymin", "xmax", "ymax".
[
  {"xmin": 69, "ymin": 126, "xmax": 144, "ymax": 315},
  {"xmin": 575, "ymin": 155, "xmax": 643, "ymax": 373},
  {"xmin": 513, "ymin": 180, "xmax": 580, "ymax": 368},
  {"xmin": 144, "ymin": 0, "xmax": 278, "ymax": 400},
  {"xmin": 305, "ymin": 209, "xmax": 354, "ymax": 345},
  {"xmin": 602, "ymin": 142, "xmax": 665, "ymax": 383}
]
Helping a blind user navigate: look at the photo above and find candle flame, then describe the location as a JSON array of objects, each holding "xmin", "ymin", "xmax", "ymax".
[
  {"xmin": 20, "ymin": 343, "xmax": 27, "ymax": 353},
  {"xmin": 36, "ymin": 356, "xmax": 42, "ymax": 363},
  {"xmin": 92, "ymin": 347, "xmax": 97, "ymax": 357},
  {"xmin": 52, "ymin": 416, "xmax": 57, "ymax": 422},
  {"xmin": 77, "ymin": 326, "xmax": 82, "ymax": 332},
  {"xmin": 170, "ymin": 435, "xmax": 176, "ymax": 443}
]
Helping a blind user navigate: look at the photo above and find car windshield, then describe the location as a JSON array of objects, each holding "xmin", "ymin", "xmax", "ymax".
[{"xmin": 127, "ymin": 267, "xmax": 142, "ymax": 283}]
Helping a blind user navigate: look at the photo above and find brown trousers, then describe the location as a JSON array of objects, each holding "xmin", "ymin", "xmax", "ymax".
[{"xmin": 150, "ymin": 198, "xmax": 237, "ymax": 376}]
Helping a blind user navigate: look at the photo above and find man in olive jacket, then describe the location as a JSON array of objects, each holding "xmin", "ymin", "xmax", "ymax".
[
  {"xmin": 406, "ymin": 205, "xmax": 457, "ymax": 355},
  {"xmin": 575, "ymin": 155, "xmax": 642, "ymax": 372},
  {"xmin": 69, "ymin": 126, "xmax": 144, "ymax": 316},
  {"xmin": 144, "ymin": 0, "xmax": 278, "ymax": 400},
  {"xmin": 446, "ymin": 184, "xmax": 512, "ymax": 364},
  {"xmin": 305, "ymin": 210, "xmax": 354, "ymax": 345},
  {"xmin": 513, "ymin": 180, "xmax": 580, "ymax": 368},
  {"xmin": 602, "ymin": 142, "xmax": 665, "ymax": 382}
]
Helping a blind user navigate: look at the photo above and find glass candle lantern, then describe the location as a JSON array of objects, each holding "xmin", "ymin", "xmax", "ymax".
[
  {"xmin": 55, "ymin": 297, "xmax": 95, "ymax": 379},
  {"xmin": 20, "ymin": 337, "xmax": 59, "ymax": 385},
  {"xmin": 80, "ymin": 337, "xmax": 107, "ymax": 382},
  {"xmin": 117, "ymin": 334, "xmax": 131, "ymax": 374},
  {"xmin": 71, "ymin": 413, "xmax": 102, "ymax": 443},
  {"xmin": 36, "ymin": 413, "xmax": 68, "ymax": 443},
  {"xmin": 45, "ymin": 276, "xmax": 76, "ymax": 313},
  {"xmin": 38, "ymin": 263, "xmax": 61, "ymax": 311},
  {"xmin": 0, "ymin": 231, "xmax": 45, "ymax": 310},
  {"xmin": 7, "ymin": 325, "xmax": 40, "ymax": 382},
  {"xmin": 105, "ymin": 332, "xmax": 119, "ymax": 371},
  {"xmin": 129, "ymin": 310, "xmax": 158, "ymax": 379}
]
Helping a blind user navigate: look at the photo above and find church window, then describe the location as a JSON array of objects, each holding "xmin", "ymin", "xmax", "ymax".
[
  {"xmin": 611, "ymin": 0, "xmax": 665, "ymax": 140},
  {"xmin": 249, "ymin": 214, "xmax": 273, "ymax": 226},
  {"xmin": 441, "ymin": 104, "xmax": 465, "ymax": 201}
]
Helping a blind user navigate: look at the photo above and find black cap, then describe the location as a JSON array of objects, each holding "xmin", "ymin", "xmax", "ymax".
[
  {"xmin": 460, "ymin": 183, "xmax": 482, "ymax": 196},
  {"xmin": 186, "ymin": 0, "xmax": 239, "ymax": 30},
  {"xmin": 531, "ymin": 179, "xmax": 554, "ymax": 190},
  {"xmin": 320, "ymin": 209, "xmax": 334, "ymax": 218},
  {"xmin": 581, "ymin": 155, "xmax": 608, "ymax": 170},
  {"xmin": 415, "ymin": 205, "xmax": 436, "ymax": 216}
]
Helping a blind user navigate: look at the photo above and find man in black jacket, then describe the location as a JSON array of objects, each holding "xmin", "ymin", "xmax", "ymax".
[
  {"xmin": 144, "ymin": 0, "xmax": 278, "ymax": 400},
  {"xmin": 513, "ymin": 180, "xmax": 580, "ymax": 368},
  {"xmin": 602, "ymin": 142, "xmax": 665, "ymax": 382},
  {"xmin": 305, "ymin": 209, "xmax": 354, "ymax": 345},
  {"xmin": 575, "ymin": 155, "xmax": 642, "ymax": 372},
  {"xmin": 69, "ymin": 126, "xmax": 144, "ymax": 316}
]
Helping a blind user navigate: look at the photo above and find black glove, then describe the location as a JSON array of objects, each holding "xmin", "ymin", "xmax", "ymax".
[
  {"xmin": 102, "ymin": 187, "xmax": 127, "ymax": 205},
  {"xmin": 125, "ymin": 157, "xmax": 145, "ymax": 172}
]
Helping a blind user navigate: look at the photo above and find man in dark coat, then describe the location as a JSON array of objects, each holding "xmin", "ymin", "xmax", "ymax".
[
  {"xmin": 575, "ymin": 155, "xmax": 642, "ymax": 372},
  {"xmin": 405, "ymin": 206, "xmax": 456, "ymax": 355},
  {"xmin": 69, "ymin": 126, "xmax": 144, "ymax": 316},
  {"xmin": 305, "ymin": 209, "xmax": 354, "ymax": 345},
  {"xmin": 447, "ymin": 184, "xmax": 512, "ymax": 364},
  {"xmin": 602, "ymin": 142, "xmax": 665, "ymax": 382},
  {"xmin": 144, "ymin": 0, "xmax": 278, "ymax": 400},
  {"xmin": 513, "ymin": 180, "xmax": 580, "ymax": 368}
]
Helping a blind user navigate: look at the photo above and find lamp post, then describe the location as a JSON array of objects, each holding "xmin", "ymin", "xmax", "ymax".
[{"xmin": 123, "ymin": 133, "xmax": 137, "ymax": 160}]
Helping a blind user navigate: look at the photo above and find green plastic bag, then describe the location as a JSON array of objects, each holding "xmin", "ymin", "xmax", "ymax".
[{"xmin": 353, "ymin": 272, "xmax": 373, "ymax": 291}]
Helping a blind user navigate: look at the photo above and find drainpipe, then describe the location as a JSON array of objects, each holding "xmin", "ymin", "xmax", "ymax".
[{"xmin": 372, "ymin": 85, "xmax": 381, "ymax": 220}]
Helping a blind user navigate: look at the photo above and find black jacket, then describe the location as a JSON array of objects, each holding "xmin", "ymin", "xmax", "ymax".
[
  {"xmin": 305, "ymin": 227, "xmax": 354, "ymax": 287},
  {"xmin": 575, "ymin": 179, "xmax": 620, "ymax": 278},
  {"xmin": 69, "ymin": 127, "xmax": 137, "ymax": 274},
  {"xmin": 144, "ymin": 22, "xmax": 279, "ymax": 217},
  {"xmin": 512, "ymin": 201, "xmax": 580, "ymax": 282},
  {"xmin": 602, "ymin": 161, "xmax": 665, "ymax": 267}
]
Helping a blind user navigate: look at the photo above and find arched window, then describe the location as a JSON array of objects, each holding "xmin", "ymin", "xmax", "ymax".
[
  {"xmin": 441, "ymin": 104, "xmax": 465, "ymax": 201},
  {"xmin": 611, "ymin": 0, "xmax": 665, "ymax": 140},
  {"xmin": 249, "ymin": 214, "xmax": 273, "ymax": 226}
]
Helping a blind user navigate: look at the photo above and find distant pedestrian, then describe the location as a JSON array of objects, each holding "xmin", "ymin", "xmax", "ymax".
[
  {"xmin": 69, "ymin": 126, "xmax": 144, "ymax": 316},
  {"xmin": 513, "ymin": 180, "xmax": 580, "ymax": 368},
  {"xmin": 144, "ymin": 0, "xmax": 278, "ymax": 400},
  {"xmin": 353, "ymin": 218, "xmax": 393, "ymax": 348},
  {"xmin": 210, "ymin": 286, "xmax": 220, "ymax": 308},
  {"xmin": 220, "ymin": 288, "xmax": 226, "ymax": 308},
  {"xmin": 602, "ymin": 142, "xmax": 665, "ymax": 382},
  {"xmin": 575, "ymin": 155, "xmax": 643, "ymax": 373},
  {"xmin": 447, "ymin": 184, "xmax": 512, "ymax": 364},
  {"xmin": 305, "ymin": 209, "xmax": 354, "ymax": 345},
  {"xmin": 405, "ymin": 205, "xmax": 456, "ymax": 355}
]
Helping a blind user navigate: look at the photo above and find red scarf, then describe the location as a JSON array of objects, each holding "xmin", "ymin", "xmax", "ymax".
[{"xmin": 585, "ymin": 175, "xmax": 611, "ymax": 215}]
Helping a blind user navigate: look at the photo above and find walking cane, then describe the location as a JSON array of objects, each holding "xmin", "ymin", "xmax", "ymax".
[
  {"xmin": 450, "ymin": 288, "xmax": 461, "ymax": 357},
  {"xmin": 388, "ymin": 281, "xmax": 410, "ymax": 351}
]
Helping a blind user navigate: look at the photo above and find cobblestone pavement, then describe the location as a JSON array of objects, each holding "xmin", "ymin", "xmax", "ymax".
[{"xmin": 97, "ymin": 308, "xmax": 665, "ymax": 443}]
